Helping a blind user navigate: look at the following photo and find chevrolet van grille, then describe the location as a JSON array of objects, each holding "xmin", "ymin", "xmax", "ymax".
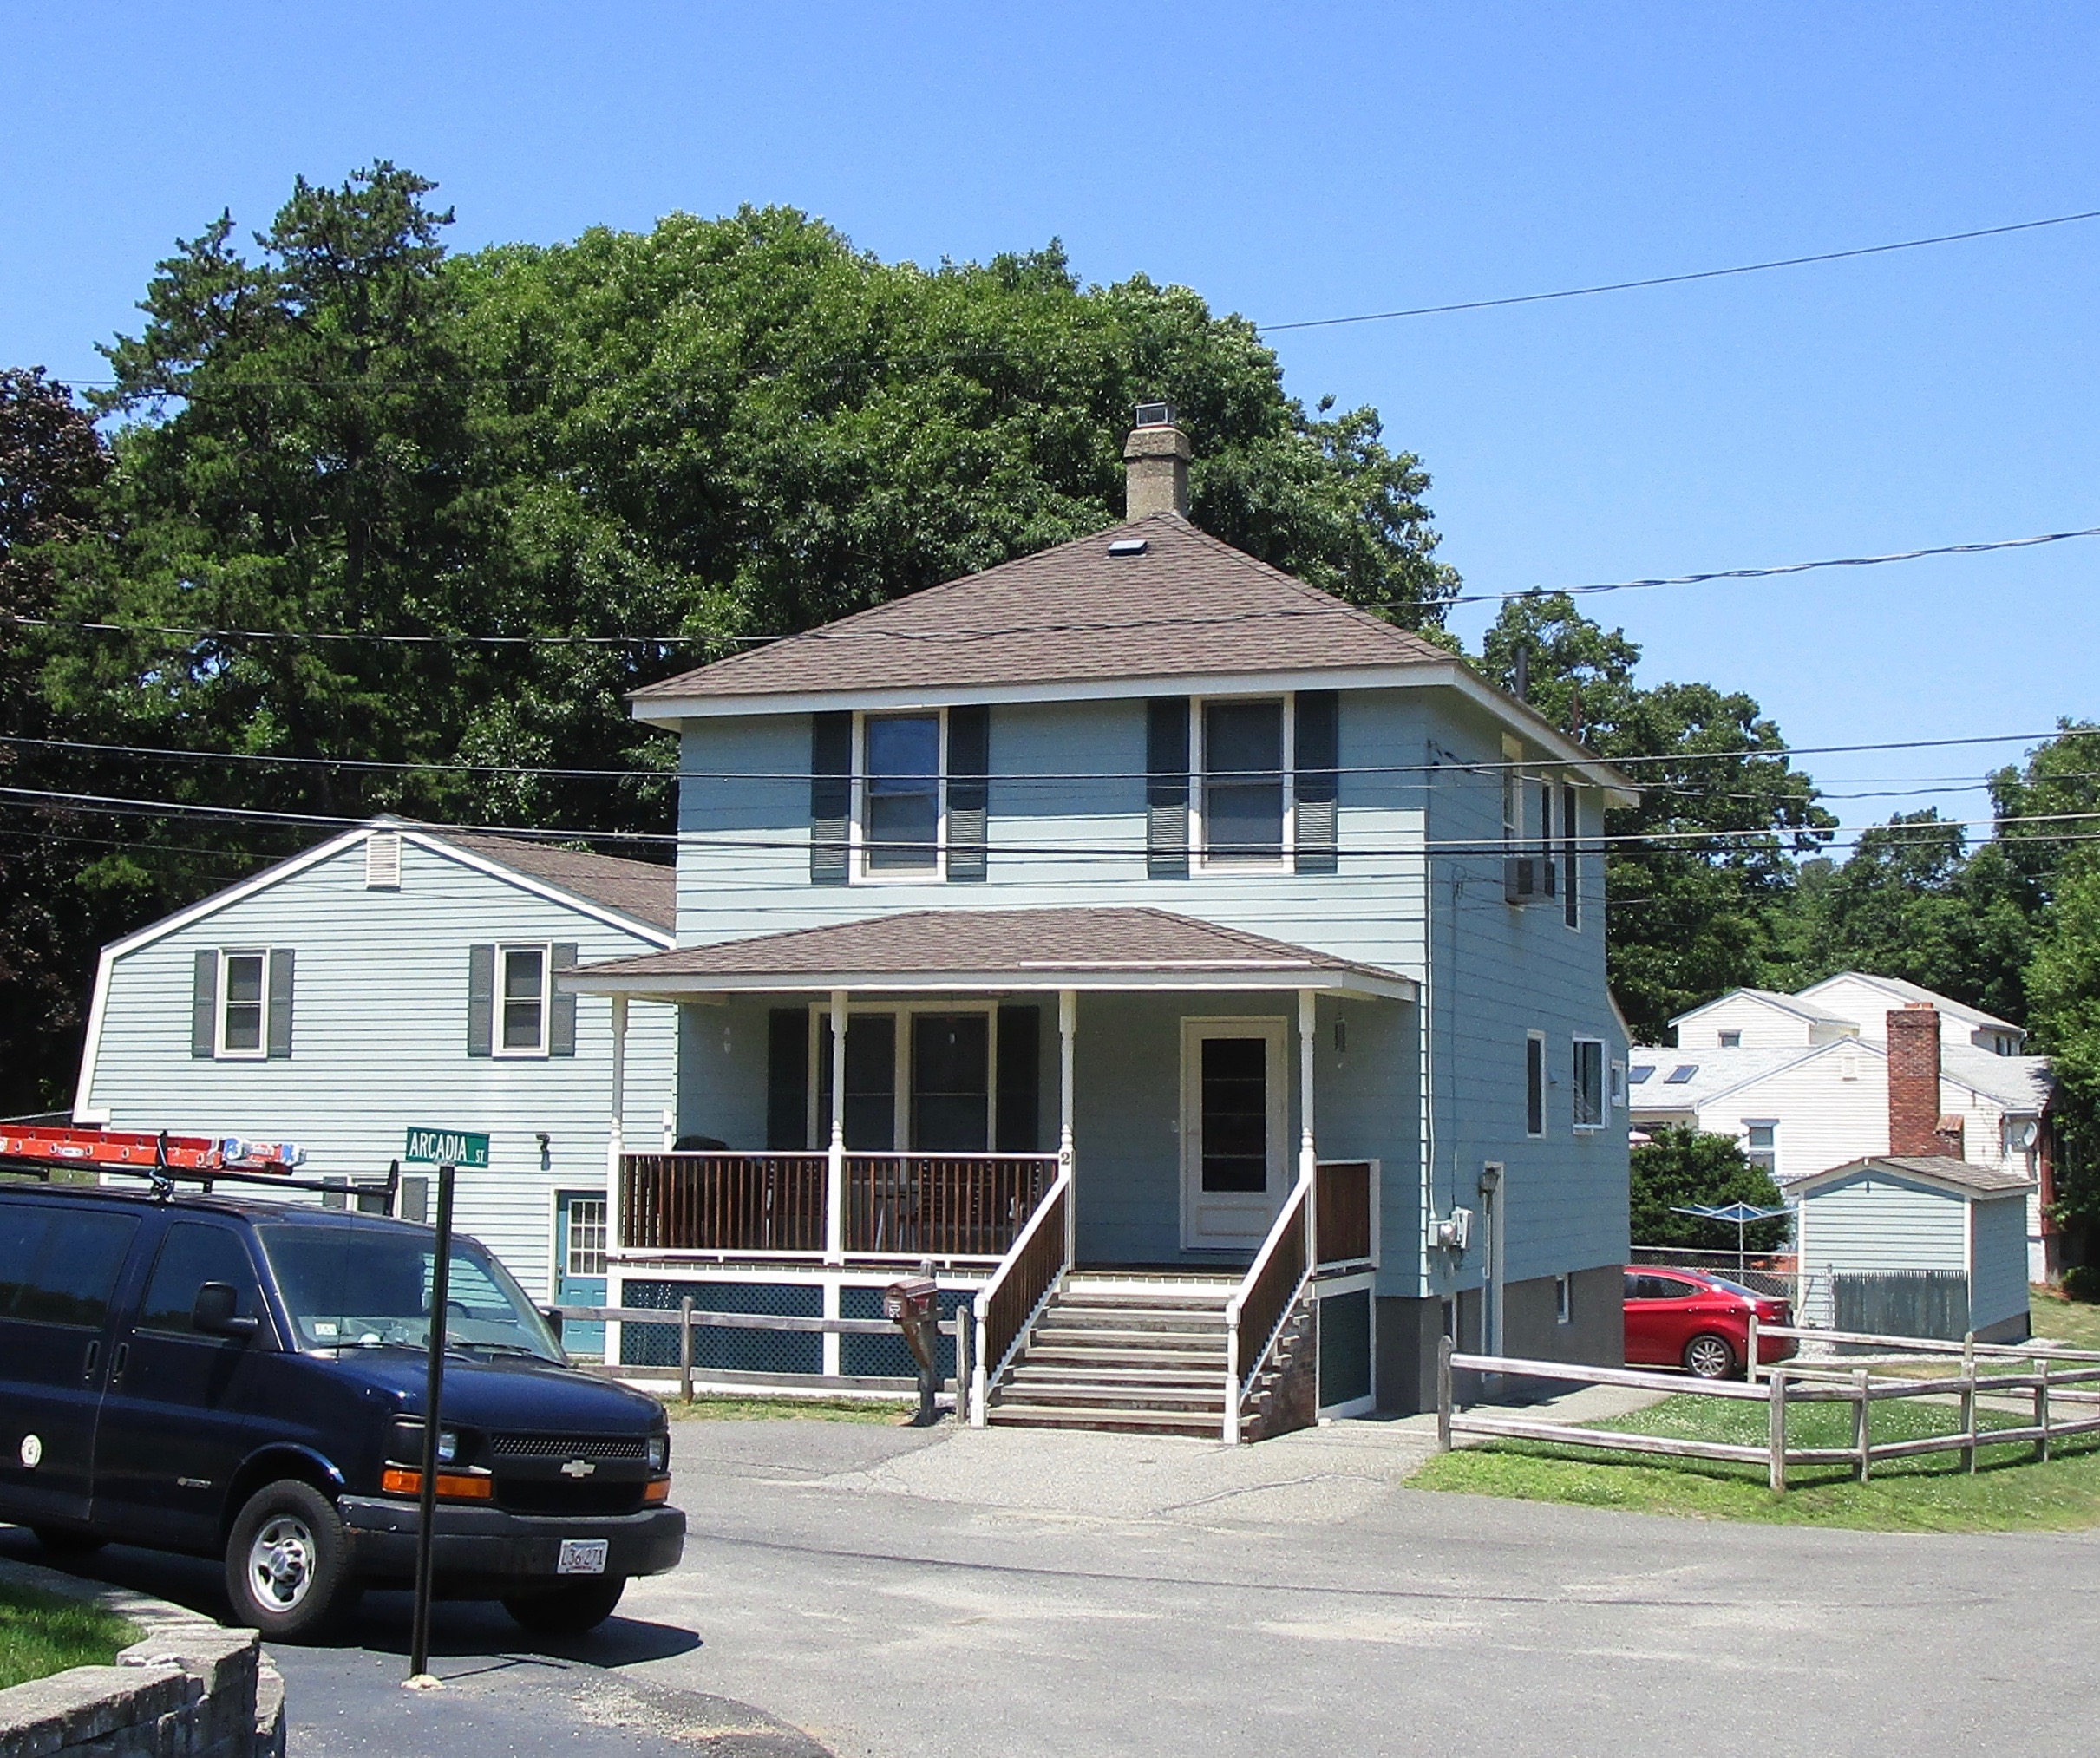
[{"xmin": 489, "ymin": 1434, "xmax": 646, "ymax": 1461}]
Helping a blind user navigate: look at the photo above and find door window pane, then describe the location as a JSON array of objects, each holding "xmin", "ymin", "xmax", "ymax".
[
  {"xmin": 221, "ymin": 952, "xmax": 265, "ymax": 1053},
  {"xmin": 3, "ymin": 1210, "xmax": 141, "ymax": 1328},
  {"xmin": 139, "ymin": 1222, "xmax": 261, "ymax": 1335},
  {"xmin": 1203, "ymin": 702, "xmax": 1285, "ymax": 862},
  {"xmin": 819, "ymin": 1014, "xmax": 899, "ymax": 1150},
  {"xmin": 1200, "ymin": 1036, "xmax": 1270, "ymax": 1193},
  {"xmin": 913, "ymin": 1014, "xmax": 990, "ymax": 1152},
  {"xmin": 502, "ymin": 946, "xmax": 546, "ymax": 1050},
  {"xmin": 865, "ymin": 715, "xmax": 941, "ymax": 872},
  {"xmin": 565, "ymin": 1199, "xmax": 608, "ymax": 1277}
]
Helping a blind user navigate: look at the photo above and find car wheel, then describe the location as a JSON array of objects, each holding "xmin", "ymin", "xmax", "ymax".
[
  {"xmin": 1683, "ymin": 1333, "xmax": 1737, "ymax": 1380},
  {"xmin": 502, "ymin": 1578, "xmax": 627, "ymax": 1637},
  {"xmin": 225, "ymin": 1480, "xmax": 352, "ymax": 1642},
  {"xmin": 32, "ymin": 1526, "xmax": 108, "ymax": 1558}
]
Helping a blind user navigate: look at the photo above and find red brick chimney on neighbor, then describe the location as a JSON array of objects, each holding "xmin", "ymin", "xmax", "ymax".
[{"xmin": 1887, "ymin": 1003, "xmax": 1966, "ymax": 1158}]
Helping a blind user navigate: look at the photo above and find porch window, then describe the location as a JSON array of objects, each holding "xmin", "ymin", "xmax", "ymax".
[
  {"xmin": 1200, "ymin": 699, "xmax": 1286, "ymax": 865},
  {"xmin": 801, "ymin": 1005, "xmax": 1036, "ymax": 1153},
  {"xmin": 817, "ymin": 1014, "xmax": 900, "ymax": 1148},
  {"xmin": 913, "ymin": 1014, "xmax": 990, "ymax": 1152},
  {"xmin": 862, "ymin": 713, "xmax": 942, "ymax": 874}
]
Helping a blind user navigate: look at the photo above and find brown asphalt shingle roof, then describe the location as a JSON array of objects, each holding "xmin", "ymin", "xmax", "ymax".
[
  {"xmin": 422, "ymin": 827, "xmax": 676, "ymax": 933},
  {"xmin": 569, "ymin": 905, "xmax": 1397, "ymax": 986},
  {"xmin": 631, "ymin": 513, "xmax": 1453, "ymax": 705},
  {"xmin": 1801, "ymin": 1154, "xmax": 2035, "ymax": 1198}
]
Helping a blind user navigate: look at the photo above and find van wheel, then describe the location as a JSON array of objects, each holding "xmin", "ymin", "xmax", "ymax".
[
  {"xmin": 1684, "ymin": 1333, "xmax": 1737, "ymax": 1380},
  {"xmin": 32, "ymin": 1526, "xmax": 108, "ymax": 1558},
  {"xmin": 502, "ymin": 1578, "xmax": 626, "ymax": 1636},
  {"xmin": 225, "ymin": 1480, "xmax": 351, "ymax": 1642}
]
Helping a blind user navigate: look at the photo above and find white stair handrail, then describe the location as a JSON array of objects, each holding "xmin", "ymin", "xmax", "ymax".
[{"xmin": 1221, "ymin": 1178, "xmax": 1314, "ymax": 1444}]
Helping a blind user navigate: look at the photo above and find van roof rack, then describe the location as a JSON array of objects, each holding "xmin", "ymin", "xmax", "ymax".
[{"xmin": 0, "ymin": 1122, "xmax": 398, "ymax": 1211}]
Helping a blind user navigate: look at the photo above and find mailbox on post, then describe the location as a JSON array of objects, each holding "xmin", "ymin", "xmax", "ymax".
[{"xmin": 884, "ymin": 1276, "xmax": 941, "ymax": 1426}]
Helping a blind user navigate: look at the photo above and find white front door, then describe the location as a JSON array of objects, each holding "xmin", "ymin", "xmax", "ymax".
[{"xmin": 1180, "ymin": 1018, "xmax": 1289, "ymax": 1251}]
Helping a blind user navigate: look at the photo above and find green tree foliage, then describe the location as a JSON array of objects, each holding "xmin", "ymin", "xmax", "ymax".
[
  {"xmin": 1629, "ymin": 1125, "xmax": 1789, "ymax": 1252},
  {"xmin": 1479, "ymin": 591, "xmax": 1834, "ymax": 1041}
]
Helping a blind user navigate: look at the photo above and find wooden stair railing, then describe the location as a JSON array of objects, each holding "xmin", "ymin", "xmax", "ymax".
[
  {"xmin": 969, "ymin": 1163, "xmax": 1073, "ymax": 1426},
  {"xmin": 1223, "ymin": 1177, "xmax": 1313, "ymax": 1443}
]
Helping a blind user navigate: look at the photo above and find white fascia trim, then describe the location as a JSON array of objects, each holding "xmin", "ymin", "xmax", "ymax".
[
  {"xmin": 1789, "ymin": 1161, "xmax": 2033, "ymax": 1204},
  {"xmin": 560, "ymin": 967, "xmax": 1416, "ymax": 1003},
  {"xmin": 71, "ymin": 944, "xmax": 119, "ymax": 1124},
  {"xmin": 96, "ymin": 825, "xmax": 372, "ymax": 964},
  {"xmin": 636, "ymin": 662, "xmax": 1636, "ymax": 802},
  {"xmin": 402, "ymin": 829, "xmax": 676, "ymax": 950}
]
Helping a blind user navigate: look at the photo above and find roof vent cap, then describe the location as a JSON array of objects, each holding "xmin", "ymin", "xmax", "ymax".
[
  {"xmin": 1134, "ymin": 400, "xmax": 1176, "ymax": 428},
  {"xmin": 1108, "ymin": 538, "xmax": 1148, "ymax": 558}
]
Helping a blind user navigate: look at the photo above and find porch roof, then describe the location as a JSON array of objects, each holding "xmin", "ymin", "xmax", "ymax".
[{"xmin": 560, "ymin": 905, "xmax": 1416, "ymax": 1001}]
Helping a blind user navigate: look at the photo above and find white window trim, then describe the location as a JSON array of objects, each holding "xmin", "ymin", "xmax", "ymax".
[
  {"xmin": 1190, "ymin": 691, "xmax": 1295, "ymax": 875},
  {"xmin": 1554, "ymin": 1273, "xmax": 1573, "ymax": 1325},
  {"xmin": 1524, "ymin": 1029, "xmax": 1547, "ymax": 1139},
  {"xmin": 1573, "ymin": 1036, "xmax": 1606, "ymax": 1132},
  {"xmin": 215, "ymin": 948, "xmax": 269, "ymax": 1061},
  {"xmin": 1743, "ymin": 1118, "xmax": 1779, "ymax": 1179},
  {"xmin": 805, "ymin": 999, "xmax": 1001, "ymax": 1151},
  {"xmin": 1609, "ymin": 1059, "xmax": 1627, "ymax": 1110},
  {"xmin": 494, "ymin": 942, "xmax": 553, "ymax": 1059},
  {"xmin": 850, "ymin": 708, "xmax": 948, "ymax": 885}
]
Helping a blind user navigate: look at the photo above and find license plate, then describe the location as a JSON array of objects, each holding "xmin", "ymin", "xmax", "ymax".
[{"xmin": 557, "ymin": 1539, "xmax": 608, "ymax": 1576}]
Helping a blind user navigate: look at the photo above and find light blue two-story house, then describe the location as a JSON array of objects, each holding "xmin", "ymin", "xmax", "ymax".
[{"xmin": 566, "ymin": 408, "xmax": 1634, "ymax": 1435}]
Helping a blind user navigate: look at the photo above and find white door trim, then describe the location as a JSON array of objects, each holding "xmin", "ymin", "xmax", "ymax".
[{"xmin": 1180, "ymin": 1016, "xmax": 1290, "ymax": 1251}]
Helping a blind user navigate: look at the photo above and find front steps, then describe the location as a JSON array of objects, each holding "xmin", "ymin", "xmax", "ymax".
[{"xmin": 986, "ymin": 1272, "xmax": 1315, "ymax": 1441}]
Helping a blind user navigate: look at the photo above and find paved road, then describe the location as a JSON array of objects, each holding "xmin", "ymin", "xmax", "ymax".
[{"xmin": 11, "ymin": 1408, "xmax": 2099, "ymax": 1756}]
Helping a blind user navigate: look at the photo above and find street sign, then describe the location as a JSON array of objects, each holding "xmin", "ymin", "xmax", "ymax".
[{"xmin": 403, "ymin": 1126, "xmax": 489, "ymax": 1168}]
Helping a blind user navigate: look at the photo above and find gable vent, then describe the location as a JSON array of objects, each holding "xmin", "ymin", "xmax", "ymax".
[{"xmin": 365, "ymin": 831, "xmax": 402, "ymax": 891}]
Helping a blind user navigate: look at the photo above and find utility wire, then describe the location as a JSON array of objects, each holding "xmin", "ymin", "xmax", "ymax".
[{"xmin": 1259, "ymin": 207, "xmax": 2100, "ymax": 332}]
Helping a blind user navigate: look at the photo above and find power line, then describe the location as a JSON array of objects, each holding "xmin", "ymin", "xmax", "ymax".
[{"xmin": 1258, "ymin": 206, "xmax": 2100, "ymax": 333}]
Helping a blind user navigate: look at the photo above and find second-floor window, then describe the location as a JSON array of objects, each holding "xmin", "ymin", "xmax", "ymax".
[
  {"xmin": 1573, "ymin": 1037, "xmax": 1605, "ymax": 1129},
  {"xmin": 1200, "ymin": 699, "xmax": 1287, "ymax": 865},
  {"xmin": 1146, "ymin": 690, "xmax": 1337, "ymax": 876},
  {"xmin": 499, "ymin": 944, "xmax": 550, "ymax": 1055},
  {"xmin": 862, "ymin": 712, "xmax": 944, "ymax": 875},
  {"xmin": 218, "ymin": 950, "xmax": 268, "ymax": 1058}
]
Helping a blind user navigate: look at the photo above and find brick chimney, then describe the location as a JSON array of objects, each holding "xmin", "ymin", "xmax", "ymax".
[
  {"xmin": 1887, "ymin": 1003, "xmax": 1945, "ymax": 1157},
  {"xmin": 1123, "ymin": 402, "xmax": 1191, "ymax": 520}
]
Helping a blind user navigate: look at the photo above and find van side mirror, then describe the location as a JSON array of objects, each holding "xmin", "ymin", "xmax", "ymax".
[{"xmin": 193, "ymin": 1281, "xmax": 259, "ymax": 1339}]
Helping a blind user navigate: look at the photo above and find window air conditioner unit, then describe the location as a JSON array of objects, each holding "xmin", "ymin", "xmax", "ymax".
[{"xmin": 1503, "ymin": 855, "xmax": 1554, "ymax": 905}]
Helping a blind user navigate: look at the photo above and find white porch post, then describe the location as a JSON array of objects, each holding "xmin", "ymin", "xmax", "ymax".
[
  {"xmin": 605, "ymin": 994, "xmax": 629, "ymax": 1369},
  {"xmin": 1059, "ymin": 989, "xmax": 1077, "ymax": 1258},
  {"xmin": 1297, "ymin": 987, "xmax": 1318, "ymax": 1186},
  {"xmin": 825, "ymin": 990, "xmax": 847, "ymax": 1266}
]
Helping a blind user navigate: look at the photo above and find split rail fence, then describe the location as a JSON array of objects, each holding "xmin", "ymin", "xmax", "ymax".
[{"xmin": 1436, "ymin": 1327, "xmax": 2100, "ymax": 1493}]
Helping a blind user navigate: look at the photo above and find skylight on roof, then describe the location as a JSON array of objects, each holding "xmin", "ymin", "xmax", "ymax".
[
  {"xmin": 1108, "ymin": 538, "xmax": 1148, "ymax": 557},
  {"xmin": 1627, "ymin": 1065, "xmax": 1654, "ymax": 1084},
  {"xmin": 1665, "ymin": 1064, "xmax": 1698, "ymax": 1084}
]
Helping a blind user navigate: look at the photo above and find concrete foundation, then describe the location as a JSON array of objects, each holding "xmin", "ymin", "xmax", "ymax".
[{"xmin": 1375, "ymin": 1263, "xmax": 1624, "ymax": 1414}]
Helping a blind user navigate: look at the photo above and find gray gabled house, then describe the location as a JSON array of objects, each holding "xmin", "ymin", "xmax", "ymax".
[{"xmin": 564, "ymin": 408, "xmax": 1635, "ymax": 1434}]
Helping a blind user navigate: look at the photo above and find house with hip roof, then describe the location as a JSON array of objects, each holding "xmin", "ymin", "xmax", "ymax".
[
  {"xmin": 1631, "ymin": 975, "xmax": 2054, "ymax": 1282},
  {"xmin": 70, "ymin": 820, "xmax": 679, "ymax": 1336},
  {"xmin": 561, "ymin": 407, "xmax": 1636, "ymax": 1435}
]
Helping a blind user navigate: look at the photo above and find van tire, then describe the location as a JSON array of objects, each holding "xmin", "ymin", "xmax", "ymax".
[
  {"xmin": 225, "ymin": 1480, "xmax": 351, "ymax": 1642},
  {"xmin": 32, "ymin": 1527, "xmax": 108, "ymax": 1558},
  {"xmin": 502, "ymin": 1578, "xmax": 627, "ymax": 1636}
]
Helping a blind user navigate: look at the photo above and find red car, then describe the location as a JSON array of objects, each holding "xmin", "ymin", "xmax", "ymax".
[{"xmin": 1623, "ymin": 1267, "xmax": 1795, "ymax": 1379}]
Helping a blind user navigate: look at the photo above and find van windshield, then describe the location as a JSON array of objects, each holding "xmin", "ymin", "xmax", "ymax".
[{"xmin": 255, "ymin": 1224, "xmax": 563, "ymax": 1363}]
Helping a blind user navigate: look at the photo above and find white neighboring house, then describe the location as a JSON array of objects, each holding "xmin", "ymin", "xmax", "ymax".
[
  {"xmin": 70, "ymin": 819, "xmax": 679, "ymax": 1308},
  {"xmin": 1632, "ymin": 972, "xmax": 2055, "ymax": 1282}
]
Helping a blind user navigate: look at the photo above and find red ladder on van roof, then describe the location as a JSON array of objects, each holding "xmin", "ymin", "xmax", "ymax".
[{"xmin": 0, "ymin": 1123, "xmax": 304, "ymax": 1174}]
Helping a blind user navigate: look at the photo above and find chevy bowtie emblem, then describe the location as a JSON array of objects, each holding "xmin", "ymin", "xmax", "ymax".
[{"xmin": 559, "ymin": 1458, "xmax": 597, "ymax": 1478}]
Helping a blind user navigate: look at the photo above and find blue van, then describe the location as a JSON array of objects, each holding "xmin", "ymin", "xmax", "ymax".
[{"xmin": 0, "ymin": 1180, "xmax": 684, "ymax": 1640}]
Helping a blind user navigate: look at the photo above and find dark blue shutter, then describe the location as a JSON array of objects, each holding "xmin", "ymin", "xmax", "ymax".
[
  {"xmin": 467, "ymin": 944, "xmax": 494, "ymax": 1056},
  {"xmin": 265, "ymin": 949, "xmax": 295, "ymax": 1059},
  {"xmin": 996, "ymin": 1004, "xmax": 1041, "ymax": 1153},
  {"xmin": 191, "ymin": 951, "xmax": 217, "ymax": 1059},
  {"xmin": 947, "ymin": 705, "xmax": 989, "ymax": 882},
  {"xmin": 1293, "ymin": 691, "xmax": 1338, "ymax": 874},
  {"xmin": 767, "ymin": 1008, "xmax": 810, "ymax": 1149},
  {"xmin": 1146, "ymin": 697, "xmax": 1190, "ymax": 879},
  {"xmin": 810, "ymin": 712, "xmax": 852, "ymax": 885},
  {"xmin": 549, "ymin": 943, "xmax": 579, "ymax": 1056}
]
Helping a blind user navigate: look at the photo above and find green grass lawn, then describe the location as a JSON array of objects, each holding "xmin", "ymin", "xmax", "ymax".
[
  {"xmin": 2029, "ymin": 1284, "xmax": 2100, "ymax": 1352},
  {"xmin": 1411, "ymin": 1385, "xmax": 2100, "ymax": 1532},
  {"xmin": 0, "ymin": 1581, "xmax": 133, "ymax": 1691},
  {"xmin": 666, "ymin": 1394, "xmax": 920, "ymax": 1425}
]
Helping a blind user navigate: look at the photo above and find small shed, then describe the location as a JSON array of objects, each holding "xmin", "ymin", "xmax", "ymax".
[{"xmin": 1789, "ymin": 1155, "xmax": 2032, "ymax": 1343}]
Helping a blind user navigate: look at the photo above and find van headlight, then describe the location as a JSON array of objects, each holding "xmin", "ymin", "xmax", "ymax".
[
  {"xmin": 388, "ymin": 1420, "xmax": 460, "ymax": 1466},
  {"xmin": 647, "ymin": 1434, "xmax": 669, "ymax": 1471}
]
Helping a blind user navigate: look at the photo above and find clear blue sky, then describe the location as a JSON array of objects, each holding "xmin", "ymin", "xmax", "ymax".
[{"xmin": 6, "ymin": 3, "xmax": 2097, "ymax": 839}]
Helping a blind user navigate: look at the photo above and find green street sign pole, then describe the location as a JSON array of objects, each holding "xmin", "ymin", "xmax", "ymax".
[{"xmin": 408, "ymin": 1161, "xmax": 455, "ymax": 1688}]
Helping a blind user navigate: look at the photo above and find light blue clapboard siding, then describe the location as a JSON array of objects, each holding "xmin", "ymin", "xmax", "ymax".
[
  {"xmin": 1797, "ymin": 1172, "xmax": 1967, "ymax": 1273},
  {"xmin": 1968, "ymin": 1194, "xmax": 2031, "ymax": 1334},
  {"xmin": 80, "ymin": 836, "xmax": 676, "ymax": 1300},
  {"xmin": 664, "ymin": 684, "xmax": 1622, "ymax": 1301}
]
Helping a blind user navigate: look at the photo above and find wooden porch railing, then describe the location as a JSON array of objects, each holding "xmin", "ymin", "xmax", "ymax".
[
  {"xmin": 847, "ymin": 1153, "xmax": 1055, "ymax": 1258},
  {"xmin": 1224, "ymin": 1177, "xmax": 1312, "ymax": 1443},
  {"xmin": 619, "ymin": 1150, "xmax": 1057, "ymax": 1260},
  {"xmin": 620, "ymin": 1152, "xmax": 828, "ymax": 1255},
  {"xmin": 970, "ymin": 1166, "xmax": 1073, "ymax": 1424}
]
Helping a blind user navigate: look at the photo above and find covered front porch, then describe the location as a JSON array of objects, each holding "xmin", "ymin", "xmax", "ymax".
[{"xmin": 563, "ymin": 907, "xmax": 1410, "ymax": 1428}]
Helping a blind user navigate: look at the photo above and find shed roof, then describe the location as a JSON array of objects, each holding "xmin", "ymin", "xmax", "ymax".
[
  {"xmin": 562, "ymin": 905, "xmax": 1413, "ymax": 999},
  {"xmin": 1788, "ymin": 1154, "xmax": 2035, "ymax": 1202}
]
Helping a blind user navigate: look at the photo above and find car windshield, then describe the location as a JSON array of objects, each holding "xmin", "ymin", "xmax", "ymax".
[{"xmin": 256, "ymin": 1224, "xmax": 564, "ymax": 1363}]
